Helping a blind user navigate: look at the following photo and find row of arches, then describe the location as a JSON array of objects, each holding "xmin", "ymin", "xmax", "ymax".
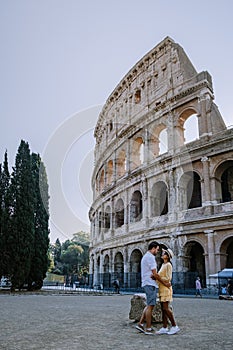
[
  {"xmin": 93, "ymin": 164, "xmax": 233, "ymax": 233},
  {"xmin": 91, "ymin": 236, "xmax": 233, "ymax": 290},
  {"xmin": 96, "ymin": 112, "xmax": 199, "ymax": 193}
]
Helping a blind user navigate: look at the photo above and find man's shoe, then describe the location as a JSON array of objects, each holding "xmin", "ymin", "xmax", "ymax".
[
  {"xmin": 156, "ymin": 327, "xmax": 169, "ymax": 334},
  {"xmin": 135, "ymin": 324, "xmax": 145, "ymax": 333},
  {"xmin": 167, "ymin": 326, "xmax": 180, "ymax": 335},
  {"xmin": 144, "ymin": 328, "xmax": 155, "ymax": 335}
]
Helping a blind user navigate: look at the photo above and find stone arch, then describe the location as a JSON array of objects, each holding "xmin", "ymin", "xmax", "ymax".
[
  {"xmin": 129, "ymin": 249, "xmax": 143, "ymax": 288},
  {"xmin": 151, "ymin": 181, "xmax": 168, "ymax": 217},
  {"xmin": 130, "ymin": 190, "xmax": 143, "ymax": 222},
  {"xmin": 117, "ymin": 149, "xmax": 126, "ymax": 177},
  {"xmin": 104, "ymin": 205, "xmax": 111, "ymax": 231},
  {"xmin": 213, "ymin": 160, "xmax": 233, "ymax": 203},
  {"xmin": 97, "ymin": 209, "xmax": 103, "ymax": 235},
  {"xmin": 131, "ymin": 136, "xmax": 144, "ymax": 170},
  {"xmin": 183, "ymin": 240, "xmax": 206, "ymax": 288},
  {"xmin": 219, "ymin": 236, "xmax": 233, "ymax": 269},
  {"xmin": 103, "ymin": 254, "xmax": 110, "ymax": 273},
  {"xmin": 103, "ymin": 254, "xmax": 111, "ymax": 288},
  {"xmin": 178, "ymin": 108, "xmax": 199, "ymax": 146},
  {"xmin": 159, "ymin": 128, "xmax": 168, "ymax": 154},
  {"xmin": 150, "ymin": 123, "xmax": 166, "ymax": 157},
  {"xmin": 184, "ymin": 113, "xmax": 199, "ymax": 143},
  {"xmin": 178, "ymin": 171, "xmax": 202, "ymax": 210},
  {"xmin": 99, "ymin": 168, "xmax": 105, "ymax": 192},
  {"xmin": 96, "ymin": 255, "xmax": 101, "ymax": 286},
  {"xmin": 113, "ymin": 251, "xmax": 124, "ymax": 285},
  {"xmin": 107, "ymin": 159, "xmax": 113, "ymax": 185},
  {"xmin": 115, "ymin": 198, "xmax": 125, "ymax": 228}
]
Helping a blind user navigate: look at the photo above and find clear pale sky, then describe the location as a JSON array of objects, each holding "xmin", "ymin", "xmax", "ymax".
[{"xmin": 1, "ymin": 0, "xmax": 233, "ymax": 243}]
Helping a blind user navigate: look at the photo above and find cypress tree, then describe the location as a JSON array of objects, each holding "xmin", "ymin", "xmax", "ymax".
[
  {"xmin": 10, "ymin": 141, "xmax": 35, "ymax": 290},
  {"xmin": 27, "ymin": 153, "xmax": 49, "ymax": 290},
  {"xmin": 0, "ymin": 163, "xmax": 3, "ymax": 277},
  {"xmin": 54, "ymin": 238, "xmax": 62, "ymax": 265},
  {"xmin": 0, "ymin": 151, "xmax": 11, "ymax": 278}
]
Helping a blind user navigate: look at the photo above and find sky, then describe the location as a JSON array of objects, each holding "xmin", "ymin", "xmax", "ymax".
[{"xmin": 1, "ymin": 0, "xmax": 233, "ymax": 243}]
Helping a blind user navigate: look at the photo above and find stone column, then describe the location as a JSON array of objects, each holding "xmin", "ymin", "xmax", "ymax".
[
  {"xmin": 205, "ymin": 230, "xmax": 216, "ymax": 276},
  {"xmin": 144, "ymin": 128, "xmax": 150, "ymax": 164},
  {"xmin": 99, "ymin": 253, "xmax": 104, "ymax": 287},
  {"xmin": 168, "ymin": 168, "xmax": 176, "ymax": 222},
  {"xmin": 198, "ymin": 95, "xmax": 208, "ymax": 137},
  {"xmin": 113, "ymin": 150, "xmax": 117, "ymax": 182},
  {"xmin": 110, "ymin": 197, "xmax": 115, "ymax": 236},
  {"xmin": 167, "ymin": 112, "xmax": 175, "ymax": 153},
  {"xmin": 201, "ymin": 156, "xmax": 211, "ymax": 205},
  {"xmin": 124, "ymin": 189, "xmax": 129, "ymax": 231},
  {"xmin": 93, "ymin": 254, "xmax": 98, "ymax": 286},
  {"xmin": 124, "ymin": 247, "xmax": 129, "ymax": 288},
  {"xmin": 126, "ymin": 139, "xmax": 130, "ymax": 173},
  {"xmin": 142, "ymin": 175, "xmax": 149, "ymax": 226}
]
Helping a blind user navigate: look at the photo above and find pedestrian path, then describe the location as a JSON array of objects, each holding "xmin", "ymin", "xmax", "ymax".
[{"xmin": 0, "ymin": 293, "xmax": 232, "ymax": 349}]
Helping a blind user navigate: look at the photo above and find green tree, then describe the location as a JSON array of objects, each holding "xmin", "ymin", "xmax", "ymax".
[
  {"xmin": 54, "ymin": 238, "xmax": 62, "ymax": 264},
  {"xmin": 0, "ymin": 151, "xmax": 12, "ymax": 277},
  {"xmin": 10, "ymin": 141, "xmax": 35, "ymax": 290},
  {"xmin": 27, "ymin": 153, "xmax": 50, "ymax": 290}
]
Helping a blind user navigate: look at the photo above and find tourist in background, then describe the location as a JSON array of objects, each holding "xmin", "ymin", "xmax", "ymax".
[{"xmin": 195, "ymin": 276, "xmax": 202, "ymax": 298}]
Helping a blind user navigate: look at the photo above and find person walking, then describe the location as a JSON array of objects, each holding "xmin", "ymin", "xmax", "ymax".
[
  {"xmin": 195, "ymin": 277, "xmax": 202, "ymax": 298},
  {"xmin": 135, "ymin": 241, "xmax": 171, "ymax": 335},
  {"xmin": 155, "ymin": 248, "xmax": 180, "ymax": 335},
  {"xmin": 113, "ymin": 278, "xmax": 120, "ymax": 294}
]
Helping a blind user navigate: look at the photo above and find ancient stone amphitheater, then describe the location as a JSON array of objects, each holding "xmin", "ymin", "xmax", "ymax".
[{"xmin": 89, "ymin": 37, "xmax": 233, "ymax": 291}]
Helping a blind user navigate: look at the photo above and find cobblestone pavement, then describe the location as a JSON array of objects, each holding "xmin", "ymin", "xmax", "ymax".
[{"xmin": 0, "ymin": 292, "xmax": 232, "ymax": 350}]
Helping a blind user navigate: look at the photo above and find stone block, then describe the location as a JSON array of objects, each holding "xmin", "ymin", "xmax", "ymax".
[{"xmin": 129, "ymin": 293, "xmax": 163, "ymax": 323}]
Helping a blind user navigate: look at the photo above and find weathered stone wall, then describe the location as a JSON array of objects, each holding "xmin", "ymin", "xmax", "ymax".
[{"xmin": 89, "ymin": 37, "xmax": 233, "ymax": 289}]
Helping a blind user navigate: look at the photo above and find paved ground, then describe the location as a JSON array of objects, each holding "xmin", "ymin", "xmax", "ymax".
[{"xmin": 0, "ymin": 291, "xmax": 232, "ymax": 350}]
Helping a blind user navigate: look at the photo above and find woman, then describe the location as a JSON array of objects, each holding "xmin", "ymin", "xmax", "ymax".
[{"xmin": 155, "ymin": 248, "xmax": 180, "ymax": 335}]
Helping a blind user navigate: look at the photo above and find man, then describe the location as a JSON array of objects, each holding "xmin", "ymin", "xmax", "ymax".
[
  {"xmin": 136, "ymin": 241, "xmax": 171, "ymax": 335},
  {"xmin": 195, "ymin": 277, "xmax": 202, "ymax": 297}
]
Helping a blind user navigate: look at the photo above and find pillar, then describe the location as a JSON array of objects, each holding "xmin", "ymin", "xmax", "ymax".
[{"xmin": 201, "ymin": 156, "xmax": 211, "ymax": 205}]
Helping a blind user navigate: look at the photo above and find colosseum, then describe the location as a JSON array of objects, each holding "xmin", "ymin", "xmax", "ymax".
[{"xmin": 89, "ymin": 36, "xmax": 233, "ymax": 292}]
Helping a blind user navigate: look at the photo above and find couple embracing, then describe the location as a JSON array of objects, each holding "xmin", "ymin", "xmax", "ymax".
[{"xmin": 135, "ymin": 241, "xmax": 180, "ymax": 335}]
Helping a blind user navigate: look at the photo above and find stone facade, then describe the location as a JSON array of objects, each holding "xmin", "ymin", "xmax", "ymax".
[{"xmin": 89, "ymin": 37, "xmax": 233, "ymax": 290}]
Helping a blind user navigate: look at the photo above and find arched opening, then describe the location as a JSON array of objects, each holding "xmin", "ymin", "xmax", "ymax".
[
  {"xmin": 99, "ymin": 168, "xmax": 105, "ymax": 192},
  {"xmin": 103, "ymin": 255, "xmax": 111, "ymax": 288},
  {"xmin": 151, "ymin": 181, "xmax": 168, "ymax": 217},
  {"xmin": 130, "ymin": 190, "xmax": 143, "ymax": 222},
  {"xmin": 129, "ymin": 249, "xmax": 142, "ymax": 288},
  {"xmin": 183, "ymin": 241, "xmax": 206, "ymax": 289},
  {"xmin": 115, "ymin": 198, "xmax": 124, "ymax": 228},
  {"xmin": 107, "ymin": 160, "xmax": 113, "ymax": 185},
  {"xmin": 159, "ymin": 129, "xmax": 168, "ymax": 154},
  {"xmin": 220, "ymin": 237, "xmax": 233, "ymax": 269},
  {"xmin": 150, "ymin": 124, "xmax": 166, "ymax": 157},
  {"xmin": 113, "ymin": 252, "xmax": 124, "ymax": 287},
  {"xmin": 214, "ymin": 160, "xmax": 233, "ymax": 203},
  {"xmin": 177, "ymin": 109, "xmax": 199, "ymax": 147},
  {"xmin": 131, "ymin": 137, "xmax": 144, "ymax": 170},
  {"xmin": 179, "ymin": 171, "xmax": 202, "ymax": 210},
  {"xmin": 96, "ymin": 256, "xmax": 100, "ymax": 286},
  {"xmin": 117, "ymin": 149, "xmax": 126, "ymax": 177},
  {"xmin": 98, "ymin": 210, "xmax": 103, "ymax": 234},
  {"xmin": 104, "ymin": 205, "xmax": 111, "ymax": 231},
  {"xmin": 221, "ymin": 166, "xmax": 233, "ymax": 202},
  {"xmin": 184, "ymin": 114, "xmax": 199, "ymax": 143},
  {"xmin": 187, "ymin": 172, "xmax": 202, "ymax": 209},
  {"xmin": 135, "ymin": 89, "xmax": 141, "ymax": 104}
]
